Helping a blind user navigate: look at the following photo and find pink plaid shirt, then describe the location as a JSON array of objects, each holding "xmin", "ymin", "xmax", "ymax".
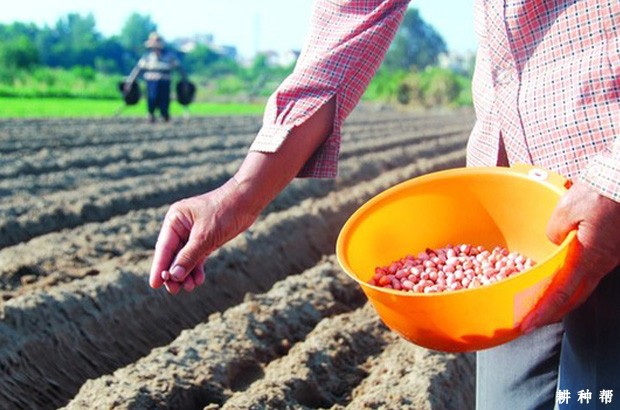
[{"xmin": 250, "ymin": 0, "xmax": 620, "ymax": 202}]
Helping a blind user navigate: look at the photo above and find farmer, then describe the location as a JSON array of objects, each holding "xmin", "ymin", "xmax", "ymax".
[
  {"xmin": 148, "ymin": 1, "xmax": 620, "ymax": 409},
  {"xmin": 125, "ymin": 32, "xmax": 186, "ymax": 123}
]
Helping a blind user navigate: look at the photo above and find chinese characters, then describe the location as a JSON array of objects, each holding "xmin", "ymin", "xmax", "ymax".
[{"xmin": 556, "ymin": 389, "xmax": 614, "ymax": 406}]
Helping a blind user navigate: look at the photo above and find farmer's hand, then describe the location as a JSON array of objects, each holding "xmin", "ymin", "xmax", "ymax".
[
  {"xmin": 149, "ymin": 177, "xmax": 259, "ymax": 294},
  {"xmin": 520, "ymin": 181, "xmax": 620, "ymax": 333}
]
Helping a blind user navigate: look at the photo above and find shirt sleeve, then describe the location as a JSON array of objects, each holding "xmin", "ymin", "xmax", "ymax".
[
  {"xmin": 137, "ymin": 55, "xmax": 147, "ymax": 69},
  {"xmin": 580, "ymin": 137, "xmax": 620, "ymax": 202},
  {"xmin": 250, "ymin": 0, "xmax": 410, "ymax": 178},
  {"xmin": 127, "ymin": 56, "xmax": 145, "ymax": 83}
]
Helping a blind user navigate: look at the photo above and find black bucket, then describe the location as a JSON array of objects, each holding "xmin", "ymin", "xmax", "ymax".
[
  {"xmin": 176, "ymin": 80, "xmax": 196, "ymax": 106},
  {"xmin": 119, "ymin": 81, "xmax": 141, "ymax": 105}
]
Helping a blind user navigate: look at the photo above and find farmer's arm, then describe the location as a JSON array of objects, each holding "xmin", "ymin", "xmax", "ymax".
[
  {"xmin": 150, "ymin": 98, "xmax": 334, "ymax": 294},
  {"xmin": 125, "ymin": 58, "xmax": 144, "ymax": 86},
  {"xmin": 149, "ymin": 0, "xmax": 410, "ymax": 293},
  {"xmin": 253, "ymin": 0, "xmax": 409, "ymax": 177},
  {"xmin": 522, "ymin": 137, "xmax": 620, "ymax": 332}
]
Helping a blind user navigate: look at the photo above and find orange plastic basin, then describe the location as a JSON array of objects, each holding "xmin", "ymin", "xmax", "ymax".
[{"xmin": 336, "ymin": 164, "xmax": 575, "ymax": 352}]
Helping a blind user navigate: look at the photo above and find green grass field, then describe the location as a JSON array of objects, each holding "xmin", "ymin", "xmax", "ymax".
[{"xmin": 0, "ymin": 97, "xmax": 266, "ymax": 118}]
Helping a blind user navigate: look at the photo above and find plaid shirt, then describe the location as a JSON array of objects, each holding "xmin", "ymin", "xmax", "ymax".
[{"xmin": 250, "ymin": 0, "xmax": 620, "ymax": 202}]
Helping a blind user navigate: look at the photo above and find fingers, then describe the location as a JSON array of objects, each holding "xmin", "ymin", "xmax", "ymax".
[
  {"xmin": 546, "ymin": 193, "xmax": 578, "ymax": 245},
  {"xmin": 520, "ymin": 238, "xmax": 601, "ymax": 333},
  {"xmin": 524, "ymin": 185, "xmax": 584, "ymax": 332},
  {"xmin": 149, "ymin": 208, "xmax": 190, "ymax": 288},
  {"xmin": 182, "ymin": 275, "xmax": 196, "ymax": 292},
  {"xmin": 168, "ymin": 229, "xmax": 212, "ymax": 283},
  {"xmin": 149, "ymin": 199, "xmax": 213, "ymax": 293},
  {"xmin": 193, "ymin": 263, "xmax": 206, "ymax": 287},
  {"xmin": 149, "ymin": 184, "xmax": 241, "ymax": 294},
  {"xmin": 150, "ymin": 242, "xmax": 176, "ymax": 289},
  {"xmin": 161, "ymin": 261, "xmax": 206, "ymax": 294},
  {"xmin": 524, "ymin": 186, "xmax": 582, "ymax": 330},
  {"xmin": 164, "ymin": 280, "xmax": 181, "ymax": 295}
]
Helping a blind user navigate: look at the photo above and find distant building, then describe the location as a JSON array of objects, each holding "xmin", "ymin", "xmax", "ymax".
[
  {"xmin": 174, "ymin": 34, "xmax": 214, "ymax": 53},
  {"xmin": 259, "ymin": 49, "xmax": 301, "ymax": 67},
  {"xmin": 173, "ymin": 34, "xmax": 299, "ymax": 65},
  {"xmin": 173, "ymin": 34, "xmax": 237, "ymax": 60},
  {"xmin": 438, "ymin": 50, "xmax": 476, "ymax": 76}
]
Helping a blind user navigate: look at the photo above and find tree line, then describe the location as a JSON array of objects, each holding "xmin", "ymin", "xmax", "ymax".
[
  {"xmin": 0, "ymin": 9, "xmax": 473, "ymax": 106},
  {"xmin": 1, "ymin": 13, "xmax": 168, "ymax": 74}
]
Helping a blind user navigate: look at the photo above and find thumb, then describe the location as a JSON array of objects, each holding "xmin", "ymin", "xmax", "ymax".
[
  {"xmin": 169, "ymin": 230, "xmax": 212, "ymax": 282},
  {"xmin": 546, "ymin": 194, "xmax": 578, "ymax": 245}
]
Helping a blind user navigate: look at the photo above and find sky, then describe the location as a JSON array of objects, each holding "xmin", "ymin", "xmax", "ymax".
[{"xmin": 0, "ymin": 1, "xmax": 477, "ymax": 58}]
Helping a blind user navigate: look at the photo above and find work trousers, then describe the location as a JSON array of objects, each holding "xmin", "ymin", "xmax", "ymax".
[
  {"xmin": 146, "ymin": 79, "xmax": 171, "ymax": 120},
  {"xmin": 476, "ymin": 266, "xmax": 620, "ymax": 410}
]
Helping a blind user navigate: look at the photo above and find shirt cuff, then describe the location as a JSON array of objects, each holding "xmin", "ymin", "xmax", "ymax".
[
  {"xmin": 250, "ymin": 104, "xmax": 342, "ymax": 179},
  {"xmin": 250, "ymin": 123, "xmax": 292, "ymax": 153}
]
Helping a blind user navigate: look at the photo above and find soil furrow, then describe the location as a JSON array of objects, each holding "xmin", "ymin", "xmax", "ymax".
[
  {"xmin": 0, "ymin": 144, "xmax": 249, "ymax": 197},
  {"xmin": 0, "ymin": 150, "xmax": 465, "ymax": 409},
  {"xmin": 221, "ymin": 306, "xmax": 476, "ymax": 410},
  {"xmin": 0, "ymin": 132, "xmax": 254, "ymax": 180},
  {"xmin": 0, "ymin": 126, "xmax": 469, "ymax": 249},
  {"xmin": 0, "ymin": 121, "xmax": 470, "ymax": 198},
  {"xmin": 0, "ymin": 109, "xmax": 479, "ymax": 409},
  {"xmin": 0, "ymin": 119, "xmax": 473, "ymax": 252},
  {"xmin": 62, "ymin": 256, "xmax": 365, "ymax": 410},
  {"xmin": 0, "ymin": 117, "xmax": 263, "ymax": 154},
  {"xmin": 0, "ymin": 109, "xmax": 470, "ymax": 153},
  {"xmin": 0, "ymin": 115, "xmax": 472, "ymax": 196},
  {"xmin": 220, "ymin": 304, "xmax": 394, "ymax": 410},
  {"xmin": 0, "ymin": 111, "xmax": 470, "ymax": 179},
  {"xmin": 65, "ymin": 280, "xmax": 475, "ymax": 410},
  {"xmin": 340, "ymin": 126, "xmax": 470, "ymax": 161},
  {"xmin": 0, "ymin": 131, "xmax": 467, "ymax": 295},
  {"xmin": 343, "ymin": 339, "xmax": 475, "ymax": 409},
  {"xmin": 0, "ymin": 162, "xmax": 239, "ymax": 248}
]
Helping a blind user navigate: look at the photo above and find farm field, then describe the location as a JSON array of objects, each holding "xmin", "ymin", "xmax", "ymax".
[
  {"xmin": 0, "ymin": 107, "xmax": 477, "ymax": 409},
  {"xmin": 0, "ymin": 97, "xmax": 266, "ymax": 118}
]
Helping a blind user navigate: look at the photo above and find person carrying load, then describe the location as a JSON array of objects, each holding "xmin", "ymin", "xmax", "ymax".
[{"xmin": 125, "ymin": 32, "xmax": 187, "ymax": 123}]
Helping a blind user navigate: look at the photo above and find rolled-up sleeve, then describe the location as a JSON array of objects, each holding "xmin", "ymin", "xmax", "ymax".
[{"xmin": 250, "ymin": 0, "xmax": 410, "ymax": 178}]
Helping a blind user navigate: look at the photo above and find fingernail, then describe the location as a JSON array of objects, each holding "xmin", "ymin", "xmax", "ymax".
[
  {"xmin": 170, "ymin": 265, "xmax": 185, "ymax": 281},
  {"xmin": 161, "ymin": 270, "xmax": 170, "ymax": 281},
  {"xmin": 164, "ymin": 281, "xmax": 179, "ymax": 295}
]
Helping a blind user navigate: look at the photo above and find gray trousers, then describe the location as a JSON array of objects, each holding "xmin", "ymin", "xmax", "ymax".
[{"xmin": 476, "ymin": 267, "xmax": 620, "ymax": 410}]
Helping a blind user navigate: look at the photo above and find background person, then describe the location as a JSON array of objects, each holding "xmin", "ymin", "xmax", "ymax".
[
  {"xmin": 147, "ymin": 1, "xmax": 620, "ymax": 409},
  {"xmin": 125, "ymin": 32, "xmax": 186, "ymax": 123}
]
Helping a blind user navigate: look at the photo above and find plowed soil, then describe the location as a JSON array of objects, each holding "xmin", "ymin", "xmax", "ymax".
[{"xmin": 0, "ymin": 107, "xmax": 477, "ymax": 410}]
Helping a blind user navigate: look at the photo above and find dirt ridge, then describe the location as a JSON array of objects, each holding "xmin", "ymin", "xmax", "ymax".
[
  {"xmin": 0, "ymin": 149, "xmax": 466, "ymax": 409},
  {"xmin": 63, "ymin": 257, "xmax": 366, "ymax": 409},
  {"xmin": 0, "ymin": 109, "xmax": 478, "ymax": 410}
]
